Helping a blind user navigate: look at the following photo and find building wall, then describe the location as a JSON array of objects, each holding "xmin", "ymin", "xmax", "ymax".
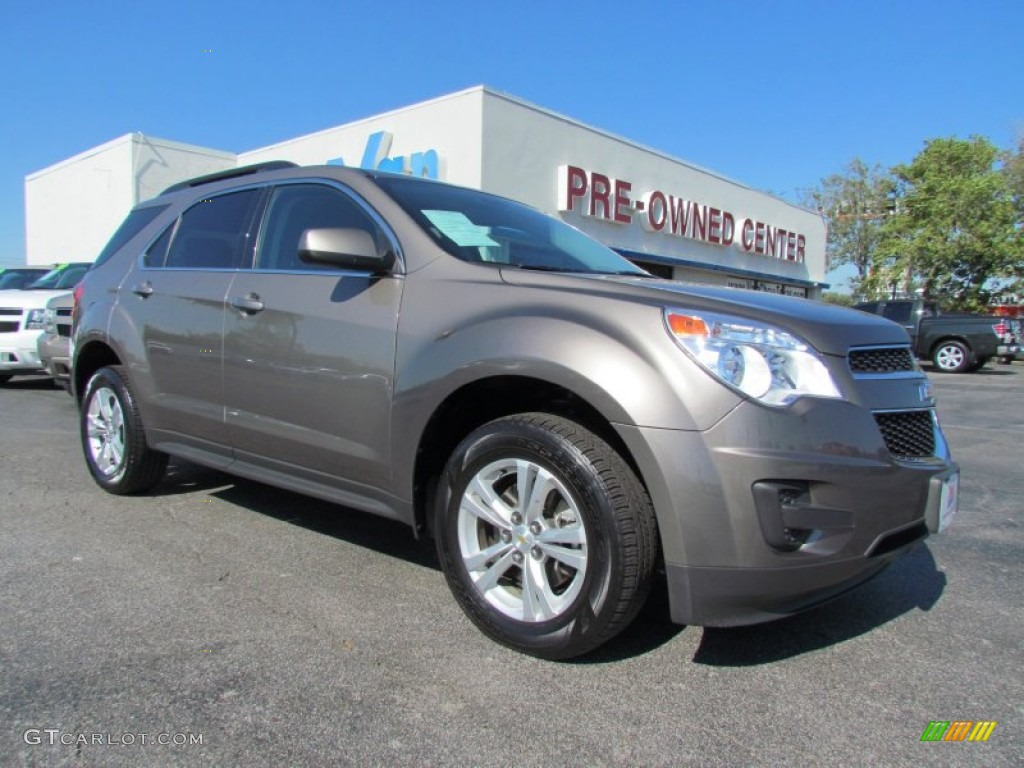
[
  {"xmin": 22, "ymin": 86, "xmax": 827, "ymax": 294},
  {"xmin": 131, "ymin": 134, "xmax": 236, "ymax": 203},
  {"xmin": 25, "ymin": 134, "xmax": 236, "ymax": 266},
  {"xmin": 25, "ymin": 136, "xmax": 134, "ymax": 265},
  {"xmin": 238, "ymin": 87, "xmax": 486, "ymax": 189},
  {"xmin": 479, "ymin": 90, "xmax": 826, "ymax": 292}
]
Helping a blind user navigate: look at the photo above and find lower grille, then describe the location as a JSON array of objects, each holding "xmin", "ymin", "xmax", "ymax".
[
  {"xmin": 874, "ymin": 410, "xmax": 936, "ymax": 459},
  {"xmin": 57, "ymin": 325, "xmax": 71, "ymax": 337},
  {"xmin": 0, "ymin": 321, "xmax": 19, "ymax": 333}
]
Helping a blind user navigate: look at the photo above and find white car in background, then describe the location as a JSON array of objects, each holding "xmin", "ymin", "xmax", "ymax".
[{"xmin": 0, "ymin": 263, "xmax": 90, "ymax": 384}]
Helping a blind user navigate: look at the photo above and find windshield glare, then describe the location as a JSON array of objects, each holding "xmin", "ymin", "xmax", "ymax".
[
  {"xmin": 27, "ymin": 265, "xmax": 89, "ymax": 290},
  {"xmin": 375, "ymin": 177, "xmax": 647, "ymax": 276}
]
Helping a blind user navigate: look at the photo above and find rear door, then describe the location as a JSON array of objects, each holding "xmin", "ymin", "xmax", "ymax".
[
  {"xmin": 222, "ymin": 181, "xmax": 403, "ymax": 492},
  {"xmin": 118, "ymin": 188, "xmax": 261, "ymax": 460}
]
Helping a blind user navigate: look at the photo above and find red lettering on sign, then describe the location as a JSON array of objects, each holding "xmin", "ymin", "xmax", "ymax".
[
  {"xmin": 796, "ymin": 234, "xmax": 806, "ymax": 262},
  {"xmin": 559, "ymin": 165, "xmax": 588, "ymax": 212},
  {"xmin": 613, "ymin": 179, "xmax": 632, "ymax": 224},
  {"xmin": 707, "ymin": 207, "xmax": 722, "ymax": 244},
  {"xmin": 691, "ymin": 204, "xmax": 707, "ymax": 241},
  {"xmin": 741, "ymin": 219, "xmax": 754, "ymax": 251},
  {"xmin": 644, "ymin": 191, "xmax": 667, "ymax": 231},
  {"xmin": 590, "ymin": 173, "xmax": 611, "ymax": 219},
  {"xmin": 669, "ymin": 197, "xmax": 690, "ymax": 236},
  {"xmin": 722, "ymin": 211, "xmax": 735, "ymax": 246}
]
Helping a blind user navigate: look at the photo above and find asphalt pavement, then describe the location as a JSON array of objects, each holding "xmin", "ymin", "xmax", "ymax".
[{"xmin": 1, "ymin": 364, "xmax": 1021, "ymax": 767}]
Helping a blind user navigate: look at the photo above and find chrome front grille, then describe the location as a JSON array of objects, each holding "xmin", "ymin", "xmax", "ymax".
[
  {"xmin": 849, "ymin": 346, "xmax": 916, "ymax": 375},
  {"xmin": 874, "ymin": 410, "xmax": 936, "ymax": 459}
]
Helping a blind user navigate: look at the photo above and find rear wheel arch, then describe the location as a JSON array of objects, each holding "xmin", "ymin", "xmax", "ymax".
[{"xmin": 73, "ymin": 340, "xmax": 122, "ymax": 404}]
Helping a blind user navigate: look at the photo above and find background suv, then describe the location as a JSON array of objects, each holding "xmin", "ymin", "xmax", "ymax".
[{"xmin": 0, "ymin": 263, "xmax": 90, "ymax": 384}]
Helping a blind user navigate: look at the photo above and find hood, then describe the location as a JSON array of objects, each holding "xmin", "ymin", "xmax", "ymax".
[
  {"xmin": 0, "ymin": 288, "xmax": 73, "ymax": 309},
  {"xmin": 499, "ymin": 271, "xmax": 909, "ymax": 356}
]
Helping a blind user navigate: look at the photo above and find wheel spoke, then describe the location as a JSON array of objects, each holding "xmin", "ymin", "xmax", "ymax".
[
  {"xmin": 537, "ymin": 522, "xmax": 586, "ymax": 546},
  {"xmin": 473, "ymin": 549, "xmax": 518, "ymax": 592},
  {"xmin": 538, "ymin": 542, "xmax": 586, "ymax": 572},
  {"xmin": 517, "ymin": 460, "xmax": 557, "ymax": 523},
  {"xmin": 521, "ymin": 558, "xmax": 555, "ymax": 621},
  {"xmin": 462, "ymin": 477, "xmax": 512, "ymax": 530},
  {"xmin": 86, "ymin": 414, "xmax": 106, "ymax": 438},
  {"xmin": 108, "ymin": 438, "xmax": 124, "ymax": 468},
  {"xmin": 463, "ymin": 540, "xmax": 514, "ymax": 571}
]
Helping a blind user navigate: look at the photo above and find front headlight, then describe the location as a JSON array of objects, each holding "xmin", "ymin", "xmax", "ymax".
[
  {"xmin": 25, "ymin": 309, "xmax": 47, "ymax": 330},
  {"xmin": 665, "ymin": 309, "xmax": 842, "ymax": 406}
]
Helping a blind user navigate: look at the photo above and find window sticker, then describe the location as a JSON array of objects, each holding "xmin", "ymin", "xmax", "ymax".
[{"xmin": 422, "ymin": 210, "xmax": 499, "ymax": 247}]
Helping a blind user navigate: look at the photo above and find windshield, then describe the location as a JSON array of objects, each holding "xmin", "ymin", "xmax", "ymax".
[
  {"xmin": 0, "ymin": 270, "xmax": 46, "ymax": 289},
  {"xmin": 27, "ymin": 264, "xmax": 90, "ymax": 290},
  {"xmin": 375, "ymin": 177, "xmax": 648, "ymax": 276}
]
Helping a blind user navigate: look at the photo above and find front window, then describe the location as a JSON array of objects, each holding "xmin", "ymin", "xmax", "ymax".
[{"xmin": 375, "ymin": 177, "xmax": 647, "ymax": 276}]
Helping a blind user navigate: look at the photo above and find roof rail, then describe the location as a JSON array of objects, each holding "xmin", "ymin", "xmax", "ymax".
[{"xmin": 160, "ymin": 161, "xmax": 298, "ymax": 196}]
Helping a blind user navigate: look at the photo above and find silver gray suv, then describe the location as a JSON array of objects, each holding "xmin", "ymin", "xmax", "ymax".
[{"xmin": 73, "ymin": 163, "xmax": 959, "ymax": 659}]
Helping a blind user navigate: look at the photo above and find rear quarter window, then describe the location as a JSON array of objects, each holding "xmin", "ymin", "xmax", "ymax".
[{"xmin": 93, "ymin": 205, "xmax": 170, "ymax": 268}]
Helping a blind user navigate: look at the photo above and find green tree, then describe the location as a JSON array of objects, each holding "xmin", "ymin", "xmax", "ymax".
[
  {"xmin": 804, "ymin": 158, "xmax": 893, "ymax": 298},
  {"xmin": 870, "ymin": 136, "xmax": 1021, "ymax": 311}
]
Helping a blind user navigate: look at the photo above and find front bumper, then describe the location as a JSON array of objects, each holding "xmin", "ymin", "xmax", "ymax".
[
  {"xmin": 1, "ymin": 329, "xmax": 46, "ymax": 374},
  {"xmin": 37, "ymin": 333, "xmax": 71, "ymax": 383},
  {"xmin": 616, "ymin": 394, "xmax": 957, "ymax": 627}
]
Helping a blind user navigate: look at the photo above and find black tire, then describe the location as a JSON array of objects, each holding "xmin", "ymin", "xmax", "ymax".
[
  {"xmin": 435, "ymin": 413, "xmax": 658, "ymax": 660},
  {"xmin": 80, "ymin": 365, "xmax": 168, "ymax": 494},
  {"xmin": 931, "ymin": 340, "xmax": 972, "ymax": 373}
]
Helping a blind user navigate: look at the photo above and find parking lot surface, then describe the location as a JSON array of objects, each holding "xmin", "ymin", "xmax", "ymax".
[{"xmin": 1, "ymin": 365, "xmax": 1021, "ymax": 767}]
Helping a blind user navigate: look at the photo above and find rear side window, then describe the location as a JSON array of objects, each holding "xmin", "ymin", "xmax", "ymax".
[
  {"xmin": 144, "ymin": 225, "xmax": 174, "ymax": 268},
  {"xmin": 882, "ymin": 303, "xmax": 912, "ymax": 324},
  {"xmin": 93, "ymin": 204, "xmax": 169, "ymax": 268},
  {"xmin": 163, "ymin": 190, "xmax": 261, "ymax": 270}
]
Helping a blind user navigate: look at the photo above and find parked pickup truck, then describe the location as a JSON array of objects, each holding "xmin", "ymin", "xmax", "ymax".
[{"xmin": 854, "ymin": 299, "xmax": 1017, "ymax": 373}]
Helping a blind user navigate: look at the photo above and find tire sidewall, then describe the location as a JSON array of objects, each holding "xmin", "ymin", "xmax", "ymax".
[
  {"xmin": 80, "ymin": 367, "xmax": 132, "ymax": 489},
  {"xmin": 933, "ymin": 341, "xmax": 970, "ymax": 373},
  {"xmin": 437, "ymin": 420, "xmax": 624, "ymax": 657}
]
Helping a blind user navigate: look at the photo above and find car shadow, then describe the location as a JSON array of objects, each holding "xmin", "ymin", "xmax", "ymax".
[
  {"xmin": 691, "ymin": 544, "xmax": 946, "ymax": 666},
  {"xmin": 148, "ymin": 459, "xmax": 946, "ymax": 664},
  {"xmin": 157, "ymin": 459, "xmax": 441, "ymax": 571},
  {"xmin": 0, "ymin": 375, "xmax": 59, "ymax": 390}
]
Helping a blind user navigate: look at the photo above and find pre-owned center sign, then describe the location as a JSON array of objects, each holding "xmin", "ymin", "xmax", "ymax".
[{"xmin": 558, "ymin": 165, "xmax": 806, "ymax": 263}]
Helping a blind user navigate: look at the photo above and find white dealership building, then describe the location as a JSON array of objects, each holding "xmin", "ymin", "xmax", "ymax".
[{"xmin": 25, "ymin": 86, "xmax": 827, "ymax": 296}]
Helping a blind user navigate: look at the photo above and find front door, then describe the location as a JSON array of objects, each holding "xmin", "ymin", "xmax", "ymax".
[{"xmin": 222, "ymin": 182, "xmax": 403, "ymax": 493}]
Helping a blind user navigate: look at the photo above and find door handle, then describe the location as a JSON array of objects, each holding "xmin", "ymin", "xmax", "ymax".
[
  {"xmin": 132, "ymin": 282, "xmax": 154, "ymax": 298},
  {"xmin": 230, "ymin": 294, "xmax": 265, "ymax": 314}
]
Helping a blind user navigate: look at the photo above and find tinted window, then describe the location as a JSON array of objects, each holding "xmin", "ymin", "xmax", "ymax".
[
  {"xmin": 144, "ymin": 225, "xmax": 175, "ymax": 268},
  {"xmin": 0, "ymin": 270, "xmax": 46, "ymax": 289},
  {"xmin": 375, "ymin": 176, "xmax": 646, "ymax": 276},
  {"xmin": 94, "ymin": 205, "xmax": 169, "ymax": 267},
  {"xmin": 164, "ymin": 190, "xmax": 260, "ymax": 270},
  {"xmin": 53, "ymin": 265, "xmax": 90, "ymax": 289},
  {"xmin": 256, "ymin": 184, "xmax": 381, "ymax": 271},
  {"xmin": 882, "ymin": 303, "xmax": 912, "ymax": 323}
]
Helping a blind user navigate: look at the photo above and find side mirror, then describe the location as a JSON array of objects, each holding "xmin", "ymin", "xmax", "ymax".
[{"xmin": 298, "ymin": 228, "xmax": 394, "ymax": 273}]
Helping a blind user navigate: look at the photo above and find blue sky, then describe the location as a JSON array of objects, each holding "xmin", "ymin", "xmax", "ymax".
[{"xmin": 2, "ymin": 0, "xmax": 1022, "ymax": 285}]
